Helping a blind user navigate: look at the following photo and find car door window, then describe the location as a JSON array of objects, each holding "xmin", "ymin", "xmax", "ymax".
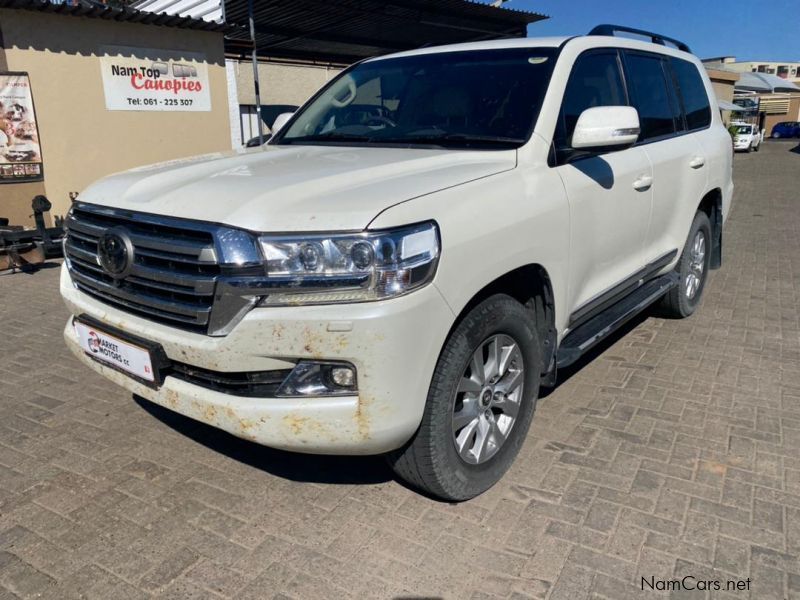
[
  {"xmin": 625, "ymin": 53, "xmax": 678, "ymax": 141},
  {"xmin": 554, "ymin": 50, "xmax": 627, "ymax": 157},
  {"xmin": 670, "ymin": 58, "xmax": 712, "ymax": 130}
]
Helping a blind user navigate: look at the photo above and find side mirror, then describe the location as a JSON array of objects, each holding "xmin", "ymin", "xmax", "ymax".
[
  {"xmin": 571, "ymin": 106, "xmax": 640, "ymax": 149},
  {"xmin": 245, "ymin": 134, "xmax": 272, "ymax": 147},
  {"xmin": 271, "ymin": 112, "xmax": 294, "ymax": 134}
]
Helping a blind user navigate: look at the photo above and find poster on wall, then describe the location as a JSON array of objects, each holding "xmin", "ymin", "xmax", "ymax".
[
  {"xmin": 0, "ymin": 73, "xmax": 44, "ymax": 184},
  {"xmin": 99, "ymin": 46, "xmax": 212, "ymax": 112}
]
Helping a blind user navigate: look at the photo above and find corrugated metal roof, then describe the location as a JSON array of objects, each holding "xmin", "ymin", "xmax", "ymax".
[
  {"xmin": 223, "ymin": 0, "xmax": 547, "ymax": 64},
  {"xmin": 0, "ymin": 0, "xmax": 229, "ymax": 32},
  {"xmin": 132, "ymin": 0, "xmax": 223, "ymax": 23}
]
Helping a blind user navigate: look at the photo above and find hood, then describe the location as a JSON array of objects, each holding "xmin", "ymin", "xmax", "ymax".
[{"xmin": 77, "ymin": 144, "xmax": 517, "ymax": 232}]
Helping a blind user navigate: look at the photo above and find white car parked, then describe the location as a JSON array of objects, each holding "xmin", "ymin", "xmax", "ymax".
[
  {"xmin": 732, "ymin": 122, "xmax": 761, "ymax": 152},
  {"xmin": 62, "ymin": 25, "xmax": 733, "ymax": 500}
]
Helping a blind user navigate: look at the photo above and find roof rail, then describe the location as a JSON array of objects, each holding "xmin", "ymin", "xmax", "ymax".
[{"xmin": 588, "ymin": 24, "xmax": 691, "ymax": 53}]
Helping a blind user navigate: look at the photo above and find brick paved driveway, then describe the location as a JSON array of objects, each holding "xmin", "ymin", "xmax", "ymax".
[{"xmin": 1, "ymin": 141, "xmax": 799, "ymax": 599}]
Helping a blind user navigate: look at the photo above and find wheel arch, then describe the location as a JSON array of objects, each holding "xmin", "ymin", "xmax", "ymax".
[
  {"xmin": 698, "ymin": 188, "xmax": 723, "ymax": 269},
  {"xmin": 446, "ymin": 264, "xmax": 558, "ymax": 386}
]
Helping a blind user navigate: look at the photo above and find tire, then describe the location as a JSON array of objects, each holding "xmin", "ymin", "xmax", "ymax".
[
  {"xmin": 387, "ymin": 294, "xmax": 541, "ymax": 501},
  {"xmin": 658, "ymin": 211, "xmax": 712, "ymax": 319},
  {"xmin": 747, "ymin": 143, "xmax": 753, "ymax": 153},
  {"xmin": 754, "ymin": 142, "xmax": 760, "ymax": 152}
]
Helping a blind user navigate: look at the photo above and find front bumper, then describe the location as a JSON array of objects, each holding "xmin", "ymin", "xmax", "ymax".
[{"xmin": 61, "ymin": 265, "xmax": 455, "ymax": 454}]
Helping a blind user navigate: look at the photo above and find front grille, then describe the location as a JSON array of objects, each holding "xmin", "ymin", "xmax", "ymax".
[{"xmin": 65, "ymin": 204, "xmax": 221, "ymax": 333}]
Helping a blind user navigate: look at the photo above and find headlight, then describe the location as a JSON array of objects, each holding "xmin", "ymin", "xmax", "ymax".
[{"xmin": 256, "ymin": 221, "xmax": 440, "ymax": 305}]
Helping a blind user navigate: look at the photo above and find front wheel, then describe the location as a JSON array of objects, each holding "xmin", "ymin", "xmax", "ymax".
[
  {"xmin": 388, "ymin": 294, "xmax": 541, "ymax": 501},
  {"xmin": 658, "ymin": 211, "xmax": 712, "ymax": 318}
]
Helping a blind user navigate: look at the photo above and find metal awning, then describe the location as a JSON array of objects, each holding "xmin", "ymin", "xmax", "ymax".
[
  {"xmin": 717, "ymin": 99, "xmax": 741, "ymax": 111},
  {"xmin": 735, "ymin": 72, "xmax": 800, "ymax": 94},
  {"xmin": 223, "ymin": 0, "xmax": 548, "ymax": 64},
  {"xmin": 0, "ymin": 0, "xmax": 228, "ymax": 32}
]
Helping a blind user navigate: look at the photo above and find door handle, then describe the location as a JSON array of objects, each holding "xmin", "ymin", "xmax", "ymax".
[
  {"xmin": 633, "ymin": 175, "xmax": 653, "ymax": 191},
  {"xmin": 689, "ymin": 156, "xmax": 706, "ymax": 169}
]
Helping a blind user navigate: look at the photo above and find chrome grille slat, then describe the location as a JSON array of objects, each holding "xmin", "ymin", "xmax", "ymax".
[
  {"xmin": 65, "ymin": 204, "xmax": 221, "ymax": 333},
  {"xmin": 69, "ymin": 269, "xmax": 212, "ymax": 322},
  {"xmin": 129, "ymin": 263, "xmax": 216, "ymax": 294},
  {"xmin": 76, "ymin": 284, "xmax": 207, "ymax": 325},
  {"xmin": 66, "ymin": 215, "xmax": 216, "ymax": 262},
  {"xmin": 133, "ymin": 246, "xmax": 217, "ymax": 267},
  {"xmin": 65, "ymin": 241, "xmax": 99, "ymax": 265}
]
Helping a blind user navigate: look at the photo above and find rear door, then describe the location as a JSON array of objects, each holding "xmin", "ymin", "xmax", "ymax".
[
  {"xmin": 553, "ymin": 49, "xmax": 654, "ymax": 325},
  {"xmin": 624, "ymin": 51, "xmax": 708, "ymax": 269}
]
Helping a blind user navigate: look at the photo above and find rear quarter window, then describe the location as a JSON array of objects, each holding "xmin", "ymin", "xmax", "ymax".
[{"xmin": 670, "ymin": 58, "xmax": 712, "ymax": 130}]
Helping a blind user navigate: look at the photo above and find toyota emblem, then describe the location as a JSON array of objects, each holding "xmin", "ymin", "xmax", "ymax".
[{"xmin": 97, "ymin": 227, "xmax": 134, "ymax": 279}]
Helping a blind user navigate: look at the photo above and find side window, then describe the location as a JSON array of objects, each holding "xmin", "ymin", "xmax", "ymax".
[
  {"xmin": 554, "ymin": 51, "xmax": 627, "ymax": 152},
  {"xmin": 625, "ymin": 53, "xmax": 678, "ymax": 141},
  {"xmin": 670, "ymin": 58, "xmax": 712, "ymax": 130}
]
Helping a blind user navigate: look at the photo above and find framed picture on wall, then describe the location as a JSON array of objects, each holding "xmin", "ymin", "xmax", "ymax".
[{"xmin": 0, "ymin": 72, "xmax": 44, "ymax": 184}]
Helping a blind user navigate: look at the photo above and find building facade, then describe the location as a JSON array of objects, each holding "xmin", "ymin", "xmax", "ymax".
[
  {"xmin": 707, "ymin": 57, "xmax": 800, "ymax": 85},
  {"xmin": 0, "ymin": 4, "xmax": 232, "ymax": 225}
]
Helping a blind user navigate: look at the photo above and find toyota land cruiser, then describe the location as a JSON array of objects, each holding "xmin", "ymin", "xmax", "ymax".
[{"xmin": 61, "ymin": 25, "xmax": 734, "ymax": 500}]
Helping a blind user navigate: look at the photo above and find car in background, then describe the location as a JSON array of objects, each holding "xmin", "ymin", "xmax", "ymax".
[
  {"xmin": 771, "ymin": 121, "xmax": 800, "ymax": 138},
  {"xmin": 731, "ymin": 123, "xmax": 761, "ymax": 152}
]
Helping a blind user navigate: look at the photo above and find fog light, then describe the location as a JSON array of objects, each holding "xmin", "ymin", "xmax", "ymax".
[
  {"xmin": 331, "ymin": 366, "xmax": 355, "ymax": 388},
  {"xmin": 276, "ymin": 361, "xmax": 358, "ymax": 397}
]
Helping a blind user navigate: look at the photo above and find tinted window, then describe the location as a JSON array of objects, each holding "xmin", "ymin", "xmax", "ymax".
[
  {"xmin": 555, "ymin": 51, "xmax": 627, "ymax": 150},
  {"xmin": 671, "ymin": 58, "xmax": 712, "ymax": 130},
  {"xmin": 664, "ymin": 64, "xmax": 686, "ymax": 133},
  {"xmin": 625, "ymin": 53, "xmax": 677, "ymax": 141}
]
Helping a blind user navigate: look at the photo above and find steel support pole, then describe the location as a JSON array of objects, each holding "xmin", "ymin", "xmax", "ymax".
[{"xmin": 248, "ymin": 0, "xmax": 264, "ymax": 145}]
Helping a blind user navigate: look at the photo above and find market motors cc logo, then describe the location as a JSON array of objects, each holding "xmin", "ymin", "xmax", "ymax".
[
  {"xmin": 88, "ymin": 331, "xmax": 101, "ymax": 353},
  {"xmin": 97, "ymin": 227, "xmax": 134, "ymax": 280}
]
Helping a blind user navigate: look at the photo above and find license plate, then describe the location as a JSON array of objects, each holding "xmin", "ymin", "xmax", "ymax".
[{"xmin": 74, "ymin": 320, "xmax": 155, "ymax": 382}]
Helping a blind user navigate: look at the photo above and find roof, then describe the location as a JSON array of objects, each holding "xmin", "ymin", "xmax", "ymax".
[
  {"xmin": 222, "ymin": 0, "xmax": 548, "ymax": 64},
  {"xmin": 132, "ymin": 0, "xmax": 222, "ymax": 23},
  {"xmin": 736, "ymin": 71, "xmax": 800, "ymax": 93},
  {"xmin": 0, "ymin": 0, "xmax": 228, "ymax": 32},
  {"xmin": 367, "ymin": 36, "xmax": 569, "ymax": 61}
]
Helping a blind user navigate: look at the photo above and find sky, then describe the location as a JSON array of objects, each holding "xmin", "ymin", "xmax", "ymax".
[{"xmin": 483, "ymin": 0, "xmax": 800, "ymax": 61}]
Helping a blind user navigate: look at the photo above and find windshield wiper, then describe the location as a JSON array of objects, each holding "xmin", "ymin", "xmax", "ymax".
[
  {"xmin": 282, "ymin": 132, "xmax": 373, "ymax": 143},
  {"xmin": 374, "ymin": 133, "xmax": 526, "ymax": 146}
]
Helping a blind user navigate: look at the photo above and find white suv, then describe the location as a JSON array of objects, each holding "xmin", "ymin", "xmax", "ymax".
[{"xmin": 61, "ymin": 26, "xmax": 733, "ymax": 500}]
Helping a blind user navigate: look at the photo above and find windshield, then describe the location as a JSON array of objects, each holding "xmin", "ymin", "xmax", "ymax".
[
  {"xmin": 275, "ymin": 48, "xmax": 558, "ymax": 149},
  {"xmin": 734, "ymin": 125, "xmax": 753, "ymax": 134}
]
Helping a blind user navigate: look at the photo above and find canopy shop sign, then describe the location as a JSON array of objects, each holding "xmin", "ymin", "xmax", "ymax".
[
  {"xmin": 0, "ymin": 73, "xmax": 43, "ymax": 184},
  {"xmin": 99, "ymin": 46, "xmax": 211, "ymax": 112}
]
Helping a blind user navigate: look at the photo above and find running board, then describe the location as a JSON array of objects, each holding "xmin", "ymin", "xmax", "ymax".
[{"xmin": 556, "ymin": 273, "xmax": 679, "ymax": 368}]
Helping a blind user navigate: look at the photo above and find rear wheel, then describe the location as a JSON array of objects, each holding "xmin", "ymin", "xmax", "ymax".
[
  {"xmin": 388, "ymin": 294, "xmax": 541, "ymax": 501},
  {"xmin": 658, "ymin": 211, "xmax": 712, "ymax": 318}
]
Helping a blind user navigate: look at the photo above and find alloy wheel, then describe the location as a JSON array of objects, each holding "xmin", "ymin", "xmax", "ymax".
[
  {"xmin": 451, "ymin": 334, "xmax": 524, "ymax": 464},
  {"xmin": 685, "ymin": 230, "xmax": 706, "ymax": 299}
]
